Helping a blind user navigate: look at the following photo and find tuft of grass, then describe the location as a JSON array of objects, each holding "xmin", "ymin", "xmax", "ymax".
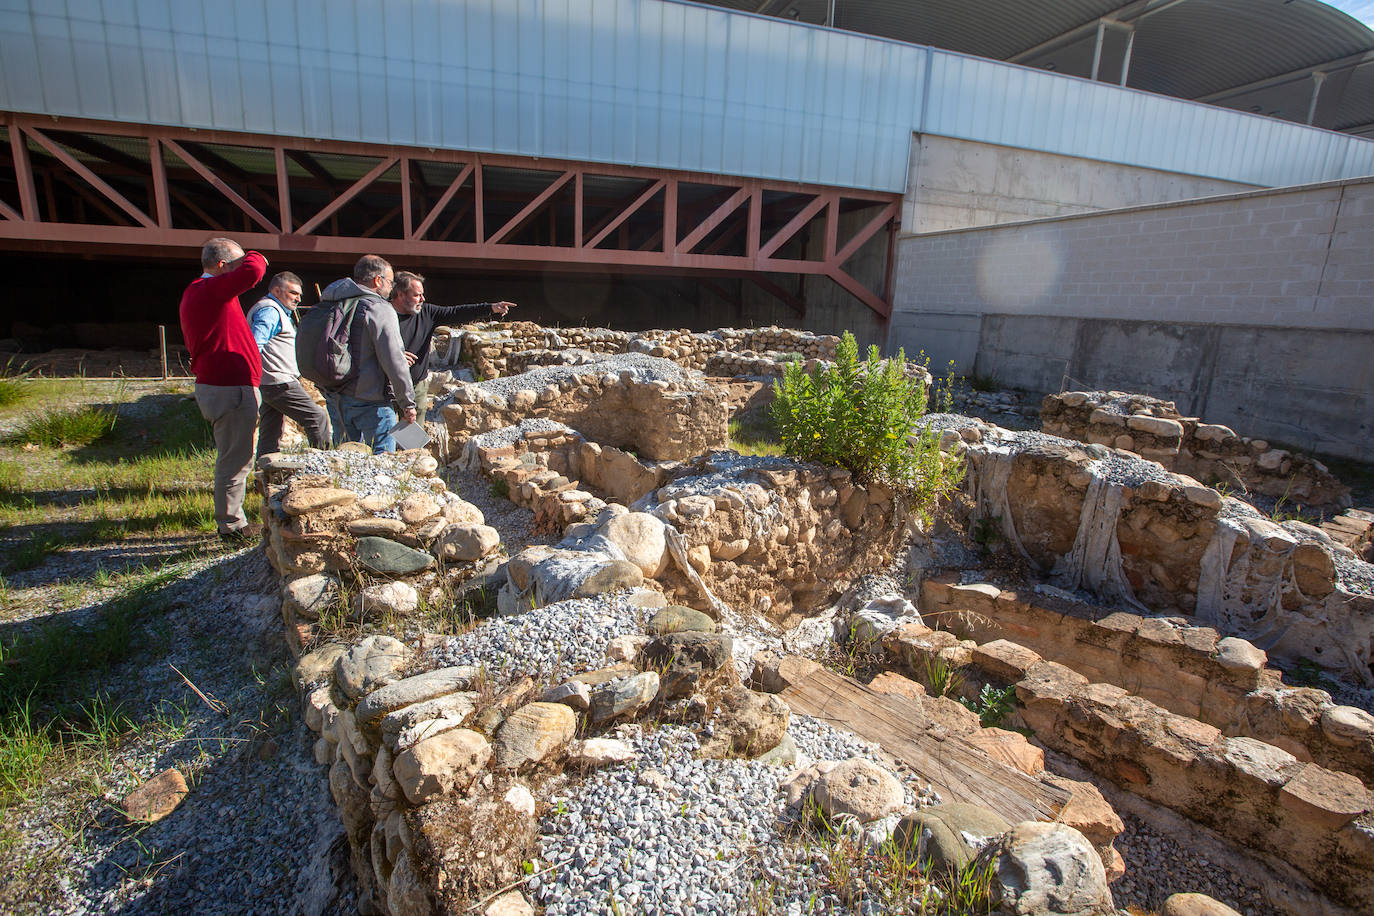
[
  {"xmin": 0, "ymin": 701, "xmax": 57, "ymax": 805},
  {"xmin": 6, "ymin": 406, "xmax": 118, "ymax": 448},
  {"xmin": 966, "ymin": 373, "xmax": 1002, "ymax": 393},
  {"xmin": 1, "ymin": 534, "xmax": 64, "ymax": 574},
  {"xmin": 923, "ymin": 654, "xmax": 964, "ymax": 698},
  {"xmin": 0, "ymin": 360, "xmax": 36, "ymax": 409}
]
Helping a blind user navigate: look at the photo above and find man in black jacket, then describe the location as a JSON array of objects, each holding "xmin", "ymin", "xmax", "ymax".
[{"xmin": 390, "ymin": 271, "xmax": 516, "ymax": 416}]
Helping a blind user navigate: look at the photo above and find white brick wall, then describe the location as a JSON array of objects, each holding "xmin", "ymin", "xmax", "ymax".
[{"xmin": 894, "ymin": 178, "xmax": 1374, "ymax": 333}]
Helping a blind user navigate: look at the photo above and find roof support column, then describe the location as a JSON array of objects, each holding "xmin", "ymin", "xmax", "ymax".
[
  {"xmin": 1090, "ymin": 20, "xmax": 1107, "ymax": 81},
  {"xmin": 1306, "ymin": 71, "xmax": 1328, "ymax": 125},
  {"xmin": 1119, "ymin": 25, "xmax": 1136, "ymax": 86}
]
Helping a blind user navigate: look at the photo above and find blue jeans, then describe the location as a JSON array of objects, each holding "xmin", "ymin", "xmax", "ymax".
[{"xmin": 331, "ymin": 394, "xmax": 398, "ymax": 453}]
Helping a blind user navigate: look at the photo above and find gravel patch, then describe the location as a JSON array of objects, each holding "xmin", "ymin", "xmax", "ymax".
[
  {"xmin": 463, "ymin": 353, "xmax": 696, "ymax": 401},
  {"xmin": 430, "ymin": 592, "xmax": 646, "ymax": 682},
  {"xmin": 534, "ymin": 718, "xmax": 938, "ymax": 916},
  {"xmin": 1111, "ymin": 810, "xmax": 1280, "ymax": 916},
  {"xmin": 287, "ymin": 449, "xmax": 455, "ymax": 515}
]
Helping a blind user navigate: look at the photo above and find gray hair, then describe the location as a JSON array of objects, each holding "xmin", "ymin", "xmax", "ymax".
[
  {"xmin": 200, "ymin": 237, "xmax": 243, "ymax": 270},
  {"xmin": 353, "ymin": 254, "xmax": 392, "ymax": 284},
  {"xmin": 270, "ymin": 271, "xmax": 302, "ymax": 291},
  {"xmin": 392, "ymin": 270, "xmax": 425, "ymax": 299}
]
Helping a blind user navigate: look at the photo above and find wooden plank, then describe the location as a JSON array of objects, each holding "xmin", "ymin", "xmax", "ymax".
[{"xmin": 782, "ymin": 667, "xmax": 1070, "ymax": 824}]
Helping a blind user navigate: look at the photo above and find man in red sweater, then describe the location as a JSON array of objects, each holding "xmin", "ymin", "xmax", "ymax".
[{"xmin": 179, "ymin": 237, "xmax": 268, "ymax": 542}]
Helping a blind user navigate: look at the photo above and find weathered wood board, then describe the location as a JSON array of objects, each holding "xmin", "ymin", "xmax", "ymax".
[{"xmin": 782, "ymin": 666, "xmax": 1071, "ymax": 824}]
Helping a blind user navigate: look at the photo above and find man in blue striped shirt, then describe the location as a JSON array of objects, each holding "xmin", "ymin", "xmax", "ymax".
[{"xmin": 248, "ymin": 271, "xmax": 332, "ymax": 457}]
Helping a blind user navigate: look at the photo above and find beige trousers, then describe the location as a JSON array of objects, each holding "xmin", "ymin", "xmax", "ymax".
[{"xmin": 194, "ymin": 384, "xmax": 261, "ymax": 533}]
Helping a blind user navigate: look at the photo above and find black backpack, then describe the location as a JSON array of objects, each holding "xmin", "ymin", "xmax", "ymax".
[{"xmin": 296, "ymin": 296, "xmax": 364, "ymax": 390}]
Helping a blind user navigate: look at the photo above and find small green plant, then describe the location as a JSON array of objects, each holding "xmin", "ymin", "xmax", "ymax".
[
  {"xmin": 959, "ymin": 684, "xmax": 1017, "ymax": 728},
  {"xmin": 488, "ymin": 477, "xmax": 511, "ymax": 500},
  {"xmin": 1288, "ymin": 656, "xmax": 1335, "ymax": 691},
  {"xmin": 970, "ymin": 515, "xmax": 1001, "ymax": 550},
  {"xmin": 770, "ymin": 332, "xmax": 963, "ymax": 524},
  {"xmin": 6, "ymin": 405, "xmax": 118, "ymax": 448},
  {"xmin": 923, "ymin": 654, "xmax": 964, "ymax": 698},
  {"xmin": 967, "ymin": 373, "xmax": 1002, "ymax": 393}
]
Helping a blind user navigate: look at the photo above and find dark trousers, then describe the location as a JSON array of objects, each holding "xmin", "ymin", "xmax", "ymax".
[{"xmin": 257, "ymin": 378, "xmax": 332, "ymax": 457}]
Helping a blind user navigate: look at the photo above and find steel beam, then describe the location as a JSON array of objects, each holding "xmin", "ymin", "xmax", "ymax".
[
  {"xmin": 162, "ymin": 138, "xmax": 277, "ymax": 233},
  {"xmin": 26, "ymin": 127, "xmax": 155, "ymax": 228},
  {"xmin": 0, "ymin": 112, "xmax": 899, "ymax": 318}
]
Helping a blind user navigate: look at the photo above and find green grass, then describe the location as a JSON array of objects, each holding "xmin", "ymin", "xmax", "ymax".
[
  {"xmin": 0, "ymin": 565, "xmax": 182, "ymax": 805},
  {"xmin": 0, "ymin": 379, "xmax": 29, "ymax": 409},
  {"xmin": 729, "ymin": 414, "xmax": 785, "ymax": 457},
  {"xmin": 5, "ymin": 406, "xmax": 118, "ymax": 449}
]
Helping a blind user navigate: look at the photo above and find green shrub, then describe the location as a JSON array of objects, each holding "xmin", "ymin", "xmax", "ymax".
[
  {"xmin": 6, "ymin": 406, "xmax": 117, "ymax": 448},
  {"xmin": 770, "ymin": 331, "xmax": 963, "ymax": 522}
]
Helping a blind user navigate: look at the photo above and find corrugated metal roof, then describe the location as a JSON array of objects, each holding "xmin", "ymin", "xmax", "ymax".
[
  {"xmin": 700, "ymin": 0, "xmax": 1374, "ymax": 131},
  {"xmin": 4, "ymin": 0, "xmax": 1374, "ymax": 192}
]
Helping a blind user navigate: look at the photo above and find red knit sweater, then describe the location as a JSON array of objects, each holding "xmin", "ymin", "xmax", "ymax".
[{"xmin": 178, "ymin": 251, "xmax": 268, "ymax": 386}]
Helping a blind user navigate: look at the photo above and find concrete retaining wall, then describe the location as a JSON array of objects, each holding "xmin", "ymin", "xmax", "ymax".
[{"xmin": 890, "ymin": 177, "xmax": 1374, "ymax": 461}]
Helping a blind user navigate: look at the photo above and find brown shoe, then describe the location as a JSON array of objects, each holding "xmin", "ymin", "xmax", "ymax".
[{"xmin": 220, "ymin": 523, "xmax": 264, "ymax": 545}]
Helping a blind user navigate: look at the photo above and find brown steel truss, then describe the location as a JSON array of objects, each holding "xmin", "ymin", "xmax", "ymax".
[{"xmin": 0, "ymin": 113, "xmax": 899, "ymax": 317}]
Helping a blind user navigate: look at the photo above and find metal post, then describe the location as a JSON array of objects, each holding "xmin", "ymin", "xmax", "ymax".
[
  {"xmin": 1090, "ymin": 20, "xmax": 1106, "ymax": 81},
  {"xmin": 1119, "ymin": 26, "xmax": 1136, "ymax": 86},
  {"xmin": 1306, "ymin": 71, "xmax": 1328, "ymax": 125},
  {"xmin": 826, "ymin": 0, "xmax": 836, "ymax": 27},
  {"xmin": 158, "ymin": 325, "xmax": 168, "ymax": 380}
]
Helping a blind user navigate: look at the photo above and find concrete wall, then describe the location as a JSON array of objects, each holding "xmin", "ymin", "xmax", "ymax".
[
  {"xmin": 890, "ymin": 177, "xmax": 1374, "ymax": 461},
  {"xmin": 904, "ymin": 135, "xmax": 1258, "ymax": 234}
]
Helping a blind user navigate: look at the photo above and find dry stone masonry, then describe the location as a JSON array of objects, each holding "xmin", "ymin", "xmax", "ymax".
[
  {"xmin": 250, "ymin": 320, "xmax": 1374, "ymax": 916},
  {"xmin": 1042, "ymin": 390, "xmax": 1351, "ymax": 510}
]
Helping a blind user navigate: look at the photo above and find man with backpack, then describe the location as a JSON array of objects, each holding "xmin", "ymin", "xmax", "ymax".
[
  {"xmin": 178, "ymin": 237, "xmax": 267, "ymax": 543},
  {"xmin": 389, "ymin": 270, "xmax": 515, "ymax": 416},
  {"xmin": 248, "ymin": 270, "xmax": 332, "ymax": 457},
  {"xmin": 300, "ymin": 254, "xmax": 416, "ymax": 453}
]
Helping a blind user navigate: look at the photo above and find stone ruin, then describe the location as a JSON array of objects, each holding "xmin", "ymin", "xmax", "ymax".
[
  {"xmin": 1041, "ymin": 390, "xmax": 1351, "ymax": 509},
  {"xmin": 255, "ymin": 322, "xmax": 1374, "ymax": 916}
]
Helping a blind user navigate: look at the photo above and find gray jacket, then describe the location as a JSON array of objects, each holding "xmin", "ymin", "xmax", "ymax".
[{"xmin": 317, "ymin": 278, "xmax": 416, "ymax": 411}]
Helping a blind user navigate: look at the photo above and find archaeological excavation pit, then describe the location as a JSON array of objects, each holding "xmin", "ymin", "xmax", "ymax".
[{"xmin": 259, "ymin": 321, "xmax": 1374, "ymax": 916}]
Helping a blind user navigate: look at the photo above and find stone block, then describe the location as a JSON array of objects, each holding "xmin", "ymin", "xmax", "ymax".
[
  {"xmin": 1278, "ymin": 763, "xmax": 1374, "ymax": 830},
  {"xmin": 971, "ymin": 639, "xmax": 1042, "ymax": 682}
]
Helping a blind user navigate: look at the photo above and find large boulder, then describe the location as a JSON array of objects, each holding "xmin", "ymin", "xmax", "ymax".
[
  {"xmin": 589, "ymin": 672, "xmax": 660, "ymax": 723},
  {"xmin": 698, "ymin": 687, "xmax": 789, "ymax": 759},
  {"xmin": 336, "ymin": 635, "xmax": 409, "ymax": 701},
  {"xmin": 392, "ymin": 728, "xmax": 491, "ymax": 804},
  {"xmin": 642, "ymin": 631, "xmax": 734, "ymax": 698},
  {"xmin": 491, "ymin": 702, "xmax": 577, "ymax": 770},
  {"xmin": 598, "ymin": 511, "xmax": 669, "ymax": 578},
  {"xmin": 993, "ymin": 822, "xmax": 1114, "ymax": 916},
  {"xmin": 896, "ymin": 802, "xmax": 1011, "ymax": 873}
]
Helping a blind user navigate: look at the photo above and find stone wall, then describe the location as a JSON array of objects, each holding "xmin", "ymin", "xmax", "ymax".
[
  {"xmin": 459, "ymin": 424, "xmax": 907, "ymax": 622},
  {"xmin": 448, "ymin": 322, "xmax": 840, "ymax": 381},
  {"xmin": 916, "ymin": 577, "xmax": 1374, "ymax": 786},
  {"xmin": 884, "ymin": 621, "xmax": 1374, "ymax": 912},
  {"xmin": 1041, "ymin": 390, "xmax": 1351, "ymax": 509},
  {"xmin": 438, "ymin": 355, "xmax": 729, "ymax": 462},
  {"xmin": 936, "ymin": 416, "xmax": 1374, "ymax": 684},
  {"xmin": 1009, "ymin": 654, "xmax": 1374, "ymax": 913}
]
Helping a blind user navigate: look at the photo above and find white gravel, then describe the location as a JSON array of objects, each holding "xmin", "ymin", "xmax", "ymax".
[{"xmin": 534, "ymin": 718, "xmax": 938, "ymax": 916}]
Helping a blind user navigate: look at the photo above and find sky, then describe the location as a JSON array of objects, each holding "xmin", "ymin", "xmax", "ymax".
[{"xmin": 1324, "ymin": 0, "xmax": 1374, "ymax": 29}]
